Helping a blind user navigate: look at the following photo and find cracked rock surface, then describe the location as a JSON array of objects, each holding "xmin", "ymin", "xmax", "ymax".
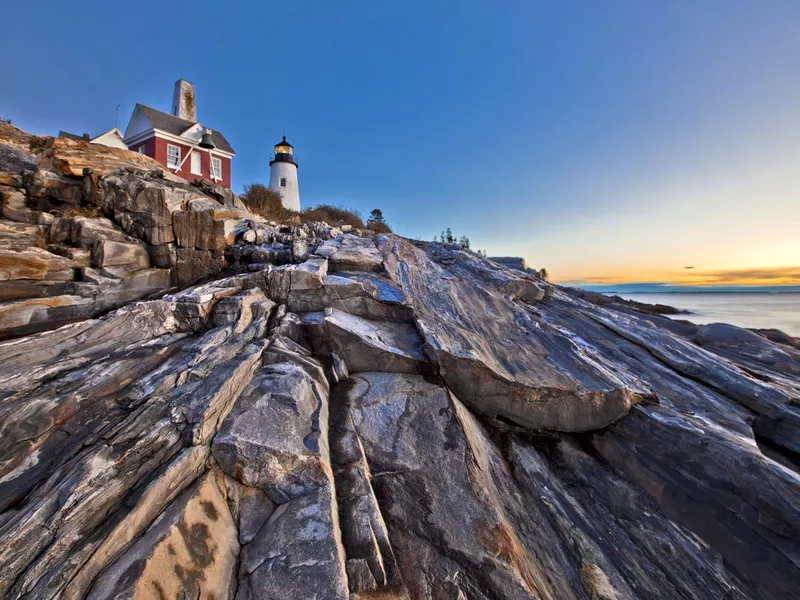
[{"xmin": 1, "ymin": 124, "xmax": 799, "ymax": 599}]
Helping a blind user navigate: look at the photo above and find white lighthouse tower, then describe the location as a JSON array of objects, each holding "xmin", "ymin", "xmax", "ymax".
[{"xmin": 268, "ymin": 136, "xmax": 300, "ymax": 211}]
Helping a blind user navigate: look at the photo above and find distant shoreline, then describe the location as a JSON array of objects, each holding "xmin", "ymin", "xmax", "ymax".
[
  {"xmin": 572, "ymin": 285, "xmax": 800, "ymax": 295},
  {"xmin": 609, "ymin": 290, "xmax": 797, "ymax": 294}
]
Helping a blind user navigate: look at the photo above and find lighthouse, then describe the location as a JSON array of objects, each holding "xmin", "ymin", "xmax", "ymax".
[{"xmin": 269, "ymin": 136, "xmax": 300, "ymax": 211}]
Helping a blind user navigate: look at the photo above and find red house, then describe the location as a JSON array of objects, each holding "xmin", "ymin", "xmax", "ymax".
[{"xmin": 123, "ymin": 80, "xmax": 235, "ymax": 188}]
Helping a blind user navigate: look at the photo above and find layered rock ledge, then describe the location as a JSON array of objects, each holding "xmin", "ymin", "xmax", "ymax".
[{"xmin": 0, "ymin": 124, "xmax": 799, "ymax": 599}]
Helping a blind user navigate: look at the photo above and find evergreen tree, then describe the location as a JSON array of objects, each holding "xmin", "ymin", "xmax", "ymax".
[
  {"xmin": 458, "ymin": 236, "xmax": 471, "ymax": 250},
  {"xmin": 367, "ymin": 209, "xmax": 385, "ymax": 226},
  {"xmin": 539, "ymin": 268, "xmax": 549, "ymax": 281}
]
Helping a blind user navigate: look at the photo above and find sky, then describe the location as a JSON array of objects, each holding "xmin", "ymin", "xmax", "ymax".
[{"xmin": 2, "ymin": 1, "xmax": 799, "ymax": 285}]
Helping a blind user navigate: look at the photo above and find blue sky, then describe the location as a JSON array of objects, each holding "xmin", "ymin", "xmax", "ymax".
[{"xmin": 2, "ymin": 1, "xmax": 799, "ymax": 283}]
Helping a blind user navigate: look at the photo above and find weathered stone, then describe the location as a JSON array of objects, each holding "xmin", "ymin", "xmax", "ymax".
[
  {"xmin": 48, "ymin": 134, "xmax": 168, "ymax": 178},
  {"xmin": 211, "ymin": 287, "xmax": 274, "ymax": 333},
  {"xmin": 70, "ymin": 215, "xmax": 143, "ymax": 247},
  {"xmin": 0, "ymin": 128, "xmax": 38, "ymax": 173},
  {"xmin": 489, "ymin": 256, "xmax": 529, "ymax": 271},
  {"xmin": 212, "ymin": 344, "xmax": 330, "ymax": 504},
  {"xmin": 172, "ymin": 340, "xmax": 266, "ymax": 446},
  {"xmin": 147, "ymin": 240, "xmax": 177, "ymax": 269},
  {"xmin": 292, "ymin": 256, "xmax": 328, "ymax": 289},
  {"xmin": 26, "ymin": 168, "xmax": 82, "ymax": 204},
  {"xmin": 0, "ymin": 219, "xmax": 45, "ymax": 249},
  {"xmin": 95, "ymin": 173, "xmax": 197, "ymax": 245},
  {"xmin": 1, "ymin": 189, "xmax": 38, "ymax": 223},
  {"xmin": 347, "ymin": 558, "xmax": 378, "ymax": 592},
  {"xmin": 92, "ymin": 239, "xmax": 150, "ymax": 269},
  {"xmin": 594, "ymin": 405, "xmax": 800, "ymax": 599},
  {"xmin": 235, "ymin": 486, "xmax": 275, "ymax": 545},
  {"xmin": 64, "ymin": 247, "xmax": 91, "ymax": 267},
  {"xmin": 173, "ymin": 202, "xmax": 242, "ymax": 250},
  {"xmin": 323, "ymin": 271, "xmax": 414, "ymax": 322},
  {"xmin": 317, "ymin": 234, "xmax": 383, "ymax": 272},
  {"xmin": 324, "ymin": 308, "xmax": 428, "ymax": 374},
  {"xmin": 86, "ymin": 469, "xmax": 239, "ymax": 600},
  {"xmin": 238, "ymin": 487, "xmax": 348, "ymax": 600},
  {"xmin": 62, "ymin": 446, "xmax": 209, "ymax": 600},
  {"xmin": 9, "ymin": 246, "xmax": 62, "ymax": 279},
  {"xmin": 292, "ymin": 237, "xmax": 309, "ymax": 262},
  {"xmin": 230, "ymin": 242, "xmax": 292, "ymax": 266},
  {"xmin": 175, "ymin": 247, "xmax": 227, "ymax": 286},
  {"xmin": 503, "ymin": 276, "xmax": 545, "ymax": 303},
  {"xmin": 378, "ymin": 235, "xmax": 648, "ymax": 432},
  {"xmin": 342, "ymin": 373, "xmax": 546, "ymax": 599},
  {"xmin": 0, "ymin": 294, "xmax": 94, "ymax": 336}
]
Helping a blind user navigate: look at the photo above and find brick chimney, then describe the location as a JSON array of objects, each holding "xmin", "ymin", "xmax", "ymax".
[{"xmin": 171, "ymin": 79, "xmax": 197, "ymax": 122}]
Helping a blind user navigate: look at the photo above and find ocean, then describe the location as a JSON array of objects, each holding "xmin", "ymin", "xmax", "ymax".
[{"xmin": 614, "ymin": 292, "xmax": 800, "ymax": 336}]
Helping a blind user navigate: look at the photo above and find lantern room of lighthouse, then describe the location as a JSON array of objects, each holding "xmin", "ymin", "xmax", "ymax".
[{"xmin": 268, "ymin": 136, "xmax": 300, "ymax": 212}]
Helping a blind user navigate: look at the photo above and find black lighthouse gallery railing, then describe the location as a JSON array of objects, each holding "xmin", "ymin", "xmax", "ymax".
[{"xmin": 269, "ymin": 153, "xmax": 299, "ymax": 166}]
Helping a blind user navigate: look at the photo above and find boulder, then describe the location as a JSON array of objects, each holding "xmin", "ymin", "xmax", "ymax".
[
  {"xmin": 0, "ymin": 294, "xmax": 94, "ymax": 336},
  {"xmin": 175, "ymin": 248, "xmax": 227, "ymax": 286},
  {"xmin": 323, "ymin": 272, "xmax": 413, "ymax": 322},
  {"xmin": 95, "ymin": 172, "xmax": 196, "ymax": 245},
  {"xmin": 238, "ymin": 487, "xmax": 348, "ymax": 600},
  {"xmin": 378, "ymin": 235, "xmax": 647, "ymax": 432},
  {"xmin": 212, "ymin": 354, "xmax": 330, "ymax": 504},
  {"xmin": 173, "ymin": 208, "xmax": 240, "ymax": 250},
  {"xmin": 1, "ymin": 189, "xmax": 38, "ymax": 223},
  {"xmin": 317, "ymin": 234, "xmax": 384, "ymax": 272},
  {"xmin": 0, "ymin": 247, "xmax": 74, "ymax": 281},
  {"xmin": 324, "ymin": 308, "xmax": 428, "ymax": 373},
  {"xmin": 0, "ymin": 220, "xmax": 46, "ymax": 250},
  {"xmin": 91, "ymin": 239, "xmax": 150, "ymax": 269},
  {"xmin": 48, "ymin": 135, "xmax": 169, "ymax": 178}
]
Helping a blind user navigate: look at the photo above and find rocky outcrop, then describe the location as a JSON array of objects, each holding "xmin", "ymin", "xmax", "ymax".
[
  {"xmin": 0, "ymin": 123, "xmax": 377, "ymax": 338},
  {"xmin": 0, "ymin": 125, "xmax": 798, "ymax": 599}
]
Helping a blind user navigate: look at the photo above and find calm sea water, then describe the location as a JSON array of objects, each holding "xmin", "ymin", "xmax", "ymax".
[{"xmin": 614, "ymin": 293, "xmax": 800, "ymax": 336}]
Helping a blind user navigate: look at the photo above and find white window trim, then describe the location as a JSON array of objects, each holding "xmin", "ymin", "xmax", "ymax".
[
  {"xmin": 211, "ymin": 156, "xmax": 222, "ymax": 180},
  {"xmin": 167, "ymin": 144, "xmax": 181, "ymax": 169},
  {"xmin": 190, "ymin": 151, "xmax": 202, "ymax": 175},
  {"xmin": 138, "ymin": 145, "xmax": 146, "ymax": 154}
]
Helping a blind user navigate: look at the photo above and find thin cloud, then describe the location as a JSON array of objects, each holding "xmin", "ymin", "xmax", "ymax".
[
  {"xmin": 557, "ymin": 267, "xmax": 800, "ymax": 286},
  {"xmin": 685, "ymin": 266, "xmax": 800, "ymax": 285}
]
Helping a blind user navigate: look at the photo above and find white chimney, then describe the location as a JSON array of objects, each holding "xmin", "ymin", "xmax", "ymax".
[{"xmin": 171, "ymin": 79, "xmax": 197, "ymax": 122}]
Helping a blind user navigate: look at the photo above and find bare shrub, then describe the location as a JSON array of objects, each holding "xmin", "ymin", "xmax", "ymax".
[
  {"xmin": 300, "ymin": 205, "xmax": 365, "ymax": 229},
  {"xmin": 369, "ymin": 221, "xmax": 392, "ymax": 233},
  {"xmin": 240, "ymin": 183, "xmax": 297, "ymax": 221}
]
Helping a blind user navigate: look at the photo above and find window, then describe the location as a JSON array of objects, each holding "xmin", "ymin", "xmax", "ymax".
[
  {"xmin": 211, "ymin": 157, "xmax": 222, "ymax": 180},
  {"xmin": 138, "ymin": 145, "xmax": 146, "ymax": 154},
  {"xmin": 190, "ymin": 152, "xmax": 202, "ymax": 175},
  {"xmin": 167, "ymin": 144, "xmax": 181, "ymax": 169},
  {"xmin": 280, "ymin": 177, "xmax": 287, "ymax": 187}
]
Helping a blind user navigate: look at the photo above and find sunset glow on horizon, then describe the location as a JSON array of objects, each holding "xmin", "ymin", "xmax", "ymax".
[{"xmin": 554, "ymin": 265, "xmax": 800, "ymax": 287}]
